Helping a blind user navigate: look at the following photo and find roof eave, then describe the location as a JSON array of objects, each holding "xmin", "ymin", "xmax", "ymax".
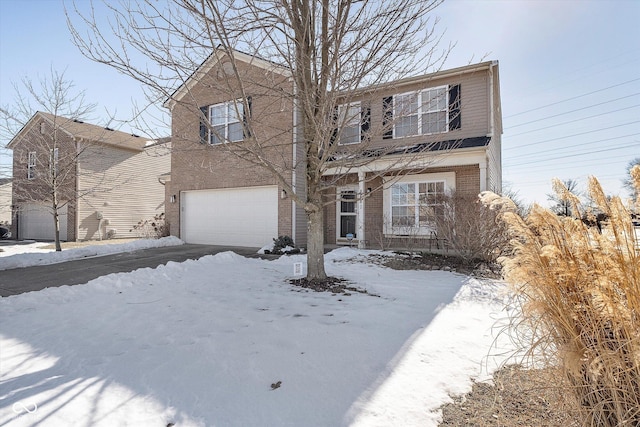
[{"xmin": 163, "ymin": 47, "xmax": 292, "ymax": 110}]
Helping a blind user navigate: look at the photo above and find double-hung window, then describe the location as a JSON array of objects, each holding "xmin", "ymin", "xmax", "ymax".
[
  {"xmin": 337, "ymin": 103, "xmax": 361, "ymax": 145},
  {"xmin": 209, "ymin": 99, "xmax": 244, "ymax": 144},
  {"xmin": 390, "ymin": 180, "xmax": 445, "ymax": 233},
  {"xmin": 27, "ymin": 151, "xmax": 36, "ymax": 180},
  {"xmin": 393, "ymin": 86, "xmax": 448, "ymax": 138}
]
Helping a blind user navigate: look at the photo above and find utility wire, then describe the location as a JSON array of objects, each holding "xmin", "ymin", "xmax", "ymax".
[
  {"xmin": 505, "ymin": 133, "xmax": 640, "ymax": 161},
  {"xmin": 507, "ymin": 142, "xmax": 640, "ymax": 167},
  {"xmin": 504, "ymin": 78, "xmax": 640, "ymax": 119},
  {"xmin": 505, "ymin": 153, "xmax": 636, "ymax": 172},
  {"xmin": 507, "ymin": 92, "xmax": 640, "ymax": 132},
  {"xmin": 504, "ymin": 120, "xmax": 640, "ymax": 150}
]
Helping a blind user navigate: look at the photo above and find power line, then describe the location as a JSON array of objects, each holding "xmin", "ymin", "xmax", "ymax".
[
  {"xmin": 507, "ymin": 142, "xmax": 640, "ymax": 167},
  {"xmin": 504, "ymin": 78, "xmax": 640, "ymax": 119},
  {"xmin": 504, "ymin": 120, "xmax": 640, "ymax": 150},
  {"xmin": 507, "ymin": 97, "xmax": 640, "ymax": 134},
  {"xmin": 505, "ymin": 133, "xmax": 640, "ymax": 161},
  {"xmin": 504, "ymin": 153, "xmax": 635, "ymax": 173}
]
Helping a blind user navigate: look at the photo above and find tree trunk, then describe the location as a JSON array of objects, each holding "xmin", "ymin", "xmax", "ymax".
[
  {"xmin": 53, "ymin": 210, "xmax": 62, "ymax": 251},
  {"xmin": 306, "ymin": 207, "xmax": 327, "ymax": 280}
]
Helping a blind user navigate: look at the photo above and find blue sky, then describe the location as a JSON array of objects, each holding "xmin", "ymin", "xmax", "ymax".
[{"xmin": 1, "ymin": 0, "xmax": 639, "ymax": 206}]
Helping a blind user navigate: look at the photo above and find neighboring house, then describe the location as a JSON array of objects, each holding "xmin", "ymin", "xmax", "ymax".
[
  {"xmin": 164, "ymin": 49, "xmax": 502, "ymax": 249},
  {"xmin": 8, "ymin": 112, "xmax": 170, "ymax": 241},
  {"xmin": 0, "ymin": 178, "xmax": 11, "ymax": 225}
]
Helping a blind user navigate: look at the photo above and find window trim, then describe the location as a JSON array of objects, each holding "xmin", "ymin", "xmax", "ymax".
[
  {"xmin": 337, "ymin": 102, "xmax": 362, "ymax": 146},
  {"xmin": 27, "ymin": 151, "xmax": 36, "ymax": 180},
  {"xmin": 208, "ymin": 99, "xmax": 244, "ymax": 145},
  {"xmin": 383, "ymin": 172, "xmax": 455, "ymax": 235},
  {"xmin": 393, "ymin": 85, "xmax": 449, "ymax": 138}
]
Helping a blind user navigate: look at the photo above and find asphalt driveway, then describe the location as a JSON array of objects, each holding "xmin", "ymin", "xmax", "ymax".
[{"xmin": 0, "ymin": 244, "xmax": 260, "ymax": 297}]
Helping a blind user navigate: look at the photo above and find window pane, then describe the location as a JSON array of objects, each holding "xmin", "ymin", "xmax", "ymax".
[
  {"xmin": 211, "ymin": 125, "xmax": 225, "ymax": 144},
  {"xmin": 392, "ymin": 206, "xmax": 415, "ymax": 227},
  {"xmin": 422, "ymin": 111, "xmax": 447, "ymax": 134},
  {"xmin": 210, "ymin": 105, "xmax": 226, "ymax": 125},
  {"xmin": 227, "ymin": 122, "xmax": 243, "ymax": 142},
  {"xmin": 396, "ymin": 93, "xmax": 418, "ymax": 114},
  {"xmin": 340, "ymin": 125, "xmax": 360, "ymax": 144},
  {"xmin": 396, "ymin": 115, "xmax": 419, "ymax": 138},
  {"xmin": 228, "ymin": 102, "xmax": 243, "ymax": 123}
]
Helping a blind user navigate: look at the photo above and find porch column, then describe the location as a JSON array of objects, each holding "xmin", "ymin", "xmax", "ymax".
[
  {"xmin": 479, "ymin": 161, "xmax": 488, "ymax": 192},
  {"xmin": 357, "ymin": 171, "xmax": 366, "ymax": 249}
]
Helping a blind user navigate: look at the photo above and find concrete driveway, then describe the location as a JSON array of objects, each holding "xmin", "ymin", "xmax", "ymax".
[{"xmin": 0, "ymin": 244, "xmax": 260, "ymax": 297}]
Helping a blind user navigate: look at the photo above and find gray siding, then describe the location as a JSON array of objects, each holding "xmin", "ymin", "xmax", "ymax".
[{"xmin": 77, "ymin": 143, "xmax": 170, "ymax": 240}]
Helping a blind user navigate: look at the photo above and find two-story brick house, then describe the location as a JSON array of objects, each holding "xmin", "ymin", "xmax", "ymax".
[
  {"xmin": 164, "ymin": 49, "xmax": 502, "ymax": 249},
  {"xmin": 8, "ymin": 112, "xmax": 170, "ymax": 241}
]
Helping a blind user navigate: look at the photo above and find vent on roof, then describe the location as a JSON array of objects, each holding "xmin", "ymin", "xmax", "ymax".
[
  {"xmin": 104, "ymin": 127, "xmax": 115, "ymax": 131},
  {"xmin": 73, "ymin": 119, "xmax": 84, "ymax": 123},
  {"xmin": 131, "ymin": 133, "xmax": 140, "ymax": 137}
]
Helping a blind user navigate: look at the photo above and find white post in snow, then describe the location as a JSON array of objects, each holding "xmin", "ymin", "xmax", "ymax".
[{"xmin": 357, "ymin": 171, "xmax": 366, "ymax": 249}]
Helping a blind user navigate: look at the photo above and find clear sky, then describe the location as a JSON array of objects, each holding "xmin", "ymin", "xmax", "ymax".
[{"xmin": 1, "ymin": 0, "xmax": 639, "ymax": 206}]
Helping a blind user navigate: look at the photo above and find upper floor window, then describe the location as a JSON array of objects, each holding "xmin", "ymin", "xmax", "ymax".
[
  {"xmin": 337, "ymin": 103, "xmax": 361, "ymax": 145},
  {"xmin": 209, "ymin": 99, "xmax": 244, "ymax": 144},
  {"xmin": 394, "ymin": 87, "xmax": 447, "ymax": 137},
  {"xmin": 199, "ymin": 97, "xmax": 252, "ymax": 145},
  {"xmin": 27, "ymin": 151, "xmax": 36, "ymax": 180},
  {"xmin": 383, "ymin": 84, "xmax": 461, "ymax": 139}
]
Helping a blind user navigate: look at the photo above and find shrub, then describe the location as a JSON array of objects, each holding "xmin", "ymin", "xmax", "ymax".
[
  {"xmin": 485, "ymin": 169, "xmax": 640, "ymax": 427},
  {"xmin": 433, "ymin": 191, "xmax": 512, "ymax": 263},
  {"xmin": 266, "ymin": 235, "xmax": 300, "ymax": 255},
  {"xmin": 130, "ymin": 213, "xmax": 169, "ymax": 239}
]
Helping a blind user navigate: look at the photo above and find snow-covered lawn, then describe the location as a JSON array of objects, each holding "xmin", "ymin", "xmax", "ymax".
[{"xmin": 0, "ymin": 244, "xmax": 514, "ymax": 426}]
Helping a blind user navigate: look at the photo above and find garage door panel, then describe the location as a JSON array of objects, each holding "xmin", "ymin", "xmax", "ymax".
[
  {"xmin": 181, "ymin": 186, "xmax": 278, "ymax": 247},
  {"xmin": 19, "ymin": 204, "xmax": 68, "ymax": 241}
]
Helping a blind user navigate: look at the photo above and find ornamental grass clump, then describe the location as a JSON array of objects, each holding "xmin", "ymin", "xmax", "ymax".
[{"xmin": 482, "ymin": 166, "xmax": 640, "ymax": 427}]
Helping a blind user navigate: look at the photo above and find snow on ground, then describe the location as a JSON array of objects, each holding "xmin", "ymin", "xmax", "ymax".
[
  {"xmin": 0, "ymin": 237, "xmax": 184, "ymax": 270},
  {"xmin": 0, "ymin": 245, "xmax": 515, "ymax": 427}
]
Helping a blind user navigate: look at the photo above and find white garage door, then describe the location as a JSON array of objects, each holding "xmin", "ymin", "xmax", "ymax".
[
  {"xmin": 19, "ymin": 204, "xmax": 68, "ymax": 241},
  {"xmin": 181, "ymin": 186, "xmax": 278, "ymax": 247}
]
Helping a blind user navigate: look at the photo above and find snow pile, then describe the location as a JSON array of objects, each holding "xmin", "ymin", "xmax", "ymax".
[
  {"xmin": 0, "ymin": 236, "xmax": 184, "ymax": 271},
  {"xmin": 0, "ymin": 247, "xmax": 514, "ymax": 426}
]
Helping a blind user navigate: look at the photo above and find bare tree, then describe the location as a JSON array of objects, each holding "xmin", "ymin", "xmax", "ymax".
[
  {"xmin": 0, "ymin": 69, "xmax": 97, "ymax": 251},
  {"xmin": 67, "ymin": 0, "xmax": 453, "ymax": 279},
  {"xmin": 623, "ymin": 157, "xmax": 640, "ymax": 203},
  {"xmin": 547, "ymin": 178, "xmax": 580, "ymax": 217}
]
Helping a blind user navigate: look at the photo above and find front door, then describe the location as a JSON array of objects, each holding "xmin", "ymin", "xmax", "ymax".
[{"xmin": 337, "ymin": 187, "xmax": 357, "ymax": 242}]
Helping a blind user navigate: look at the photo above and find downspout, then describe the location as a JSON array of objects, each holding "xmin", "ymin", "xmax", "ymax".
[
  {"xmin": 487, "ymin": 62, "xmax": 496, "ymax": 192},
  {"xmin": 291, "ymin": 78, "xmax": 297, "ymax": 243},
  {"xmin": 75, "ymin": 138, "xmax": 80, "ymax": 241}
]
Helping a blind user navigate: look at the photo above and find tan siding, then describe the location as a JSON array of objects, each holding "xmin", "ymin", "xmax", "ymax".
[
  {"xmin": 77, "ymin": 143, "xmax": 170, "ymax": 240},
  {"xmin": 343, "ymin": 69, "xmax": 491, "ymax": 154},
  {"xmin": 0, "ymin": 181, "xmax": 12, "ymax": 224}
]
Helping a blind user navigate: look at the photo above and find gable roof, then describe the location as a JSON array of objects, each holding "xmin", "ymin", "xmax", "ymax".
[
  {"xmin": 163, "ymin": 47, "xmax": 292, "ymax": 110},
  {"xmin": 7, "ymin": 112, "xmax": 150, "ymax": 152}
]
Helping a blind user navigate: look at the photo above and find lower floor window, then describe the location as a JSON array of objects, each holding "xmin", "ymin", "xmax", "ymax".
[{"xmin": 390, "ymin": 181, "xmax": 445, "ymax": 233}]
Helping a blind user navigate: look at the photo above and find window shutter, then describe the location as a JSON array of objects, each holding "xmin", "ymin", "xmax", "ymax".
[
  {"xmin": 361, "ymin": 105, "xmax": 371, "ymax": 142},
  {"xmin": 330, "ymin": 106, "xmax": 339, "ymax": 146},
  {"xmin": 448, "ymin": 84, "xmax": 461, "ymax": 130},
  {"xmin": 199, "ymin": 106, "xmax": 209, "ymax": 144},
  {"xmin": 382, "ymin": 96, "xmax": 393, "ymax": 139},
  {"xmin": 243, "ymin": 96, "xmax": 252, "ymax": 138}
]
